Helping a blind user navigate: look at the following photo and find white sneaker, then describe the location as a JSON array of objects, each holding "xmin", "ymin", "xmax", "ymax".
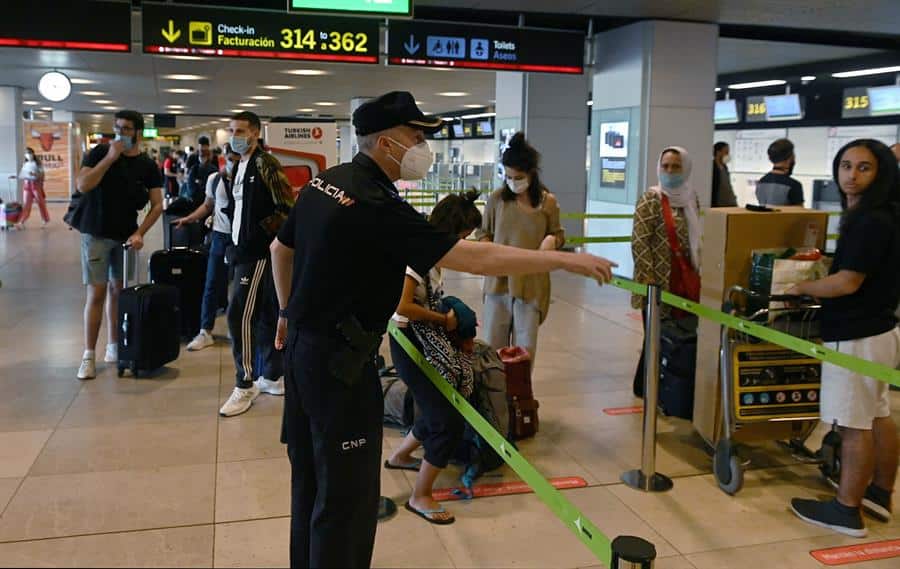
[
  {"xmin": 219, "ymin": 385, "xmax": 260, "ymax": 417},
  {"xmin": 104, "ymin": 343, "xmax": 118, "ymax": 363},
  {"xmin": 77, "ymin": 358, "xmax": 96, "ymax": 380},
  {"xmin": 255, "ymin": 376, "xmax": 285, "ymax": 396},
  {"xmin": 187, "ymin": 330, "xmax": 215, "ymax": 351}
]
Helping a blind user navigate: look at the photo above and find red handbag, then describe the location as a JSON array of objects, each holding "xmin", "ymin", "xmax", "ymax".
[{"xmin": 660, "ymin": 194, "xmax": 700, "ymax": 318}]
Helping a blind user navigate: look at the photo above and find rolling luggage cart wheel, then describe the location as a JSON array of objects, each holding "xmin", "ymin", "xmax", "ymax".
[{"xmin": 714, "ymin": 438, "xmax": 744, "ymax": 495}]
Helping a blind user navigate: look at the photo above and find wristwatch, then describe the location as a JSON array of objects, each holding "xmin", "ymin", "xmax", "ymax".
[{"xmin": 278, "ymin": 308, "xmax": 289, "ymax": 319}]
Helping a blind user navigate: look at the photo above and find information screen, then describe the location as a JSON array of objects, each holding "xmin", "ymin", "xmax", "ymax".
[
  {"xmin": 0, "ymin": 1, "xmax": 130, "ymax": 52},
  {"xmin": 867, "ymin": 85, "xmax": 900, "ymax": 116},
  {"xmin": 388, "ymin": 20, "xmax": 584, "ymax": 74},
  {"xmin": 289, "ymin": 0, "xmax": 412, "ymax": 17},
  {"xmin": 746, "ymin": 95, "xmax": 803, "ymax": 122},
  {"xmin": 714, "ymin": 99, "xmax": 739, "ymax": 124},
  {"xmin": 764, "ymin": 94, "xmax": 803, "ymax": 120},
  {"xmin": 142, "ymin": 2, "xmax": 378, "ymax": 64},
  {"xmin": 843, "ymin": 85, "xmax": 900, "ymax": 118}
]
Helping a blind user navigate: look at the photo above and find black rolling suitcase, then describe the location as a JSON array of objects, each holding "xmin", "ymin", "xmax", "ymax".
[
  {"xmin": 163, "ymin": 212, "xmax": 206, "ymax": 250},
  {"xmin": 149, "ymin": 247, "xmax": 208, "ymax": 340},
  {"xmin": 117, "ymin": 245, "xmax": 181, "ymax": 377},
  {"xmin": 658, "ymin": 316, "xmax": 698, "ymax": 420}
]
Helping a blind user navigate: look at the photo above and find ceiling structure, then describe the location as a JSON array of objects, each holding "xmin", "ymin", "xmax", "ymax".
[
  {"xmin": 9, "ymin": 1, "xmax": 897, "ymax": 135},
  {"xmin": 415, "ymin": 0, "xmax": 900, "ymax": 37}
]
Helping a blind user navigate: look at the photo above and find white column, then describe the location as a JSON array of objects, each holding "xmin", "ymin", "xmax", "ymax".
[
  {"xmin": 589, "ymin": 20, "xmax": 717, "ymax": 274},
  {"xmin": 0, "ymin": 87, "xmax": 24, "ymax": 202}
]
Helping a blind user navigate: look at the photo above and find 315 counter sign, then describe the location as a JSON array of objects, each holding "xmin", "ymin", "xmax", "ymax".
[
  {"xmin": 280, "ymin": 28, "xmax": 368, "ymax": 53},
  {"xmin": 844, "ymin": 95, "xmax": 869, "ymax": 111}
]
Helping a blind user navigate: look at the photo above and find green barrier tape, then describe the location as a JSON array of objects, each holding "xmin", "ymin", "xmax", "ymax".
[
  {"xmin": 567, "ymin": 236, "xmax": 632, "ymax": 244},
  {"xmin": 608, "ymin": 275, "xmax": 899, "ymax": 387},
  {"xmin": 387, "ymin": 322, "xmax": 612, "ymax": 565},
  {"xmin": 659, "ymin": 291, "xmax": 900, "ymax": 387}
]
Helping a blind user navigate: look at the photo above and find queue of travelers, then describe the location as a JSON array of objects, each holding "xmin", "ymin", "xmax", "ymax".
[{"xmin": 57, "ymin": 96, "xmax": 898, "ymax": 569}]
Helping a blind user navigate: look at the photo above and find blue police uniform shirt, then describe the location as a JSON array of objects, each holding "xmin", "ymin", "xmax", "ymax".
[{"xmin": 277, "ymin": 153, "xmax": 458, "ymax": 334}]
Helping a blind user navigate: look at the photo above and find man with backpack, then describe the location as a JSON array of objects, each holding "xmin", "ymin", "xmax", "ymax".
[
  {"xmin": 70, "ymin": 110, "xmax": 164, "ymax": 380},
  {"xmin": 172, "ymin": 143, "xmax": 241, "ymax": 352}
]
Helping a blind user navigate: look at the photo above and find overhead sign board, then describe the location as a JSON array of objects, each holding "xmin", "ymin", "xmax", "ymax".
[
  {"xmin": 387, "ymin": 20, "xmax": 584, "ymax": 74},
  {"xmin": 142, "ymin": 2, "xmax": 379, "ymax": 64},
  {"xmin": 745, "ymin": 94, "xmax": 804, "ymax": 123},
  {"xmin": 842, "ymin": 85, "xmax": 900, "ymax": 118},
  {"xmin": 289, "ymin": 0, "xmax": 412, "ymax": 17},
  {"xmin": 0, "ymin": 1, "xmax": 130, "ymax": 53}
]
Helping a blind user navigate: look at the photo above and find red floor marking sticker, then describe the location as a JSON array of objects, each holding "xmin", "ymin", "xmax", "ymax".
[
  {"xmin": 433, "ymin": 476, "xmax": 587, "ymax": 502},
  {"xmin": 811, "ymin": 539, "xmax": 900, "ymax": 566},
  {"xmin": 628, "ymin": 312, "xmax": 643, "ymax": 322},
  {"xmin": 603, "ymin": 406, "xmax": 643, "ymax": 415}
]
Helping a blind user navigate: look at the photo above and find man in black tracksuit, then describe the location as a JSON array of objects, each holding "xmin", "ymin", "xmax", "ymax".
[
  {"xmin": 269, "ymin": 92, "xmax": 616, "ymax": 568},
  {"xmin": 219, "ymin": 111, "xmax": 295, "ymax": 417}
]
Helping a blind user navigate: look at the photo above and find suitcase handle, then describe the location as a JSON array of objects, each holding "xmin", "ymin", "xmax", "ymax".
[{"xmin": 122, "ymin": 242, "xmax": 139, "ymax": 288}]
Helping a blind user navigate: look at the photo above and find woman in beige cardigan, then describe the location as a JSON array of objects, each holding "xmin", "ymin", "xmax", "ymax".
[
  {"xmin": 630, "ymin": 146, "xmax": 701, "ymax": 396},
  {"xmin": 477, "ymin": 133, "xmax": 565, "ymax": 365}
]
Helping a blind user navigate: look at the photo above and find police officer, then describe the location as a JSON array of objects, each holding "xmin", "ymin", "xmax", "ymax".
[{"xmin": 270, "ymin": 91, "xmax": 616, "ymax": 568}]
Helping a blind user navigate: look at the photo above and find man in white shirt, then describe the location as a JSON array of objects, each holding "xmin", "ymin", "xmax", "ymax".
[{"xmin": 173, "ymin": 143, "xmax": 242, "ymax": 351}]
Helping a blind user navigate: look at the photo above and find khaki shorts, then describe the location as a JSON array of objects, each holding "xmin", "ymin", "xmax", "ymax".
[{"xmin": 820, "ymin": 327, "xmax": 900, "ymax": 430}]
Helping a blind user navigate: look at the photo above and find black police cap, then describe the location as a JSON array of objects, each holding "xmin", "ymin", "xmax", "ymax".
[{"xmin": 353, "ymin": 91, "xmax": 443, "ymax": 136}]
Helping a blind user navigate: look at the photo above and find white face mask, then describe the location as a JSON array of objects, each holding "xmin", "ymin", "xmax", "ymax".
[
  {"xmin": 506, "ymin": 177, "xmax": 529, "ymax": 194},
  {"xmin": 723, "ymin": 154, "xmax": 731, "ymax": 165},
  {"xmin": 386, "ymin": 137, "xmax": 433, "ymax": 181}
]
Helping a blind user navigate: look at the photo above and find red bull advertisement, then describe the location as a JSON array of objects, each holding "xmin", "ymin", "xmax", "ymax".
[
  {"xmin": 264, "ymin": 120, "xmax": 337, "ymax": 199},
  {"xmin": 24, "ymin": 120, "xmax": 73, "ymax": 200}
]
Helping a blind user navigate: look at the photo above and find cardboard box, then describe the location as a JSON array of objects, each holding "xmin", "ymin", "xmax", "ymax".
[{"xmin": 692, "ymin": 207, "xmax": 829, "ymax": 444}]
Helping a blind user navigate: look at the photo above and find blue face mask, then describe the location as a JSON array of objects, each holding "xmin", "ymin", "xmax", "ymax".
[
  {"xmin": 230, "ymin": 136, "xmax": 250, "ymax": 155},
  {"xmin": 114, "ymin": 133, "xmax": 134, "ymax": 151},
  {"xmin": 659, "ymin": 172, "xmax": 685, "ymax": 189}
]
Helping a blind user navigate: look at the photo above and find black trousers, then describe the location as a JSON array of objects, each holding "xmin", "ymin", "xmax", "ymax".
[
  {"xmin": 389, "ymin": 330, "xmax": 464, "ymax": 468},
  {"xmin": 227, "ymin": 258, "xmax": 283, "ymax": 388},
  {"xmin": 283, "ymin": 331, "xmax": 383, "ymax": 569}
]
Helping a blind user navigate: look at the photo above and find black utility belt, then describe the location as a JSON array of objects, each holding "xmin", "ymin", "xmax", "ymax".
[{"xmin": 295, "ymin": 316, "xmax": 381, "ymax": 388}]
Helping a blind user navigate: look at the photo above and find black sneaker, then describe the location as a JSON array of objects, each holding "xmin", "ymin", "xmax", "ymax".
[
  {"xmin": 862, "ymin": 485, "xmax": 892, "ymax": 523},
  {"xmin": 791, "ymin": 498, "xmax": 867, "ymax": 538},
  {"xmin": 824, "ymin": 478, "xmax": 892, "ymax": 523}
]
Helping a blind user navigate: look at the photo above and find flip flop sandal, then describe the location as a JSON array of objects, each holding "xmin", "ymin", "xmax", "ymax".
[
  {"xmin": 384, "ymin": 458, "xmax": 422, "ymax": 472},
  {"xmin": 404, "ymin": 501, "xmax": 456, "ymax": 525}
]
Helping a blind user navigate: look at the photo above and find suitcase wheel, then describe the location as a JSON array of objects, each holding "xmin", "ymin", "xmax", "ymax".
[
  {"xmin": 117, "ymin": 366, "xmax": 124, "ymax": 378},
  {"xmin": 714, "ymin": 439, "xmax": 744, "ymax": 495}
]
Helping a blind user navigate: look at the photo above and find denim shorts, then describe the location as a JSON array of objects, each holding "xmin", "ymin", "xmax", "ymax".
[{"xmin": 80, "ymin": 234, "xmax": 129, "ymax": 285}]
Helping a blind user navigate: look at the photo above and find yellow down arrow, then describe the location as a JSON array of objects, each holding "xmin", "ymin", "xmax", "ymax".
[{"xmin": 161, "ymin": 20, "xmax": 181, "ymax": 43}]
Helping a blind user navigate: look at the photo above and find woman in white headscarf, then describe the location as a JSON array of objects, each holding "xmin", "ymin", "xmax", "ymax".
[{"xmin": 630, "ymin": 146, "xmax": 702, "ymax": 397}]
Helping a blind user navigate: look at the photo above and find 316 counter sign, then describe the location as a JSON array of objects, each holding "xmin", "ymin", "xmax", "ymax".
[
  {"xmin": 747, "ymin": 102, "xmax": 767, "ymax": 116},
  {"xmin": 280, "ymin": 28, "xmax": 368, "ymax": 52}
]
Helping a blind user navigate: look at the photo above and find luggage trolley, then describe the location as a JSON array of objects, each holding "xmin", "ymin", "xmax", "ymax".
[{"xmin": 712, "ymin": 285, "xmax": 832, "ymax": 494}]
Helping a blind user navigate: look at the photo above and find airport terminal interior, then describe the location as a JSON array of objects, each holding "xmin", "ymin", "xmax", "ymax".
[{"xmin": 1, "ymin": 1, "xmax": 899, "ymax": 568}]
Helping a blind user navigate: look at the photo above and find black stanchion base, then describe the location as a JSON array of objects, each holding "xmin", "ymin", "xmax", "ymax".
[
  {"xmin": 377, "ymin": 497, "xmax": 397, "ymax": 521},
  {"xmin": 621, "ymin": 470, "xmax": 673, "ymax": 493},
  {"xmin": 611, "ymin": 535, "xmax": 657, "ymax": 568}
]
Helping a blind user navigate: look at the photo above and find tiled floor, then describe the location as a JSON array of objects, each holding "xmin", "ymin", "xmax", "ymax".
[{"xmin": 1, "ymin": 207, "xmax": 898, "ymax": 568}]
